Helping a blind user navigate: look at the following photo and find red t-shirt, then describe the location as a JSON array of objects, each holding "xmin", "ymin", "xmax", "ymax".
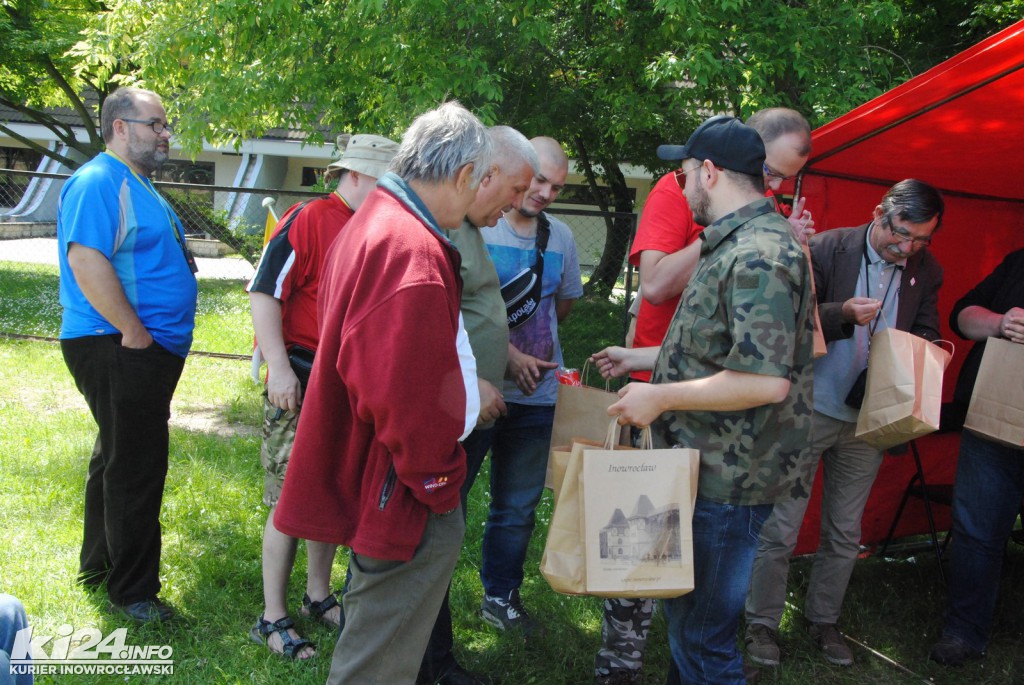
[
  {"xmin": 629, "ymin": 172, "xmax": 702, "ymax": 380},
  {"xmin": 247, "ymin": 193, "xmax": 355, "ymax": 352}
]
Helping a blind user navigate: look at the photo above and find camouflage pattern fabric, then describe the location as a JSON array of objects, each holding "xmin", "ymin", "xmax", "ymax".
[
  {"xmin": 651, "ymin": 197, "xmax": 816, "ymax": 506},
  {"xmin": 594, "ymin": 597, "xmax": 656, "ymax": 679},
  {"xmin": 260, "ymin": 395, "xmax": 300, "ymax": 507}
]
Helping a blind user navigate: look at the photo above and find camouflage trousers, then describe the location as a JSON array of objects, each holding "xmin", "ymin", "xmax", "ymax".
[
  {"xmin": 259, "ymin": 395, "xmax": 300, "ymax": 507},
  {"xmin": 594, "ymin": 597, "xmax": 656, "ymax": 678}
]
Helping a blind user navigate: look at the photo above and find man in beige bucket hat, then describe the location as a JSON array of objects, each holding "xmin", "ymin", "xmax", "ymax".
[{"xmin": 246, "ymin": 133, "xmax": 399, "ymax": 659}]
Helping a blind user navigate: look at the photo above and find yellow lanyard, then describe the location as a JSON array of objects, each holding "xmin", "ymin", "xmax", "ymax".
[
  {"xmin": 334, "ymin": 189, "xmax": 353, "ymax": 211},
  {"xmin": 103, "ymin": 150, "xmax": 186, "ymax": 250}
]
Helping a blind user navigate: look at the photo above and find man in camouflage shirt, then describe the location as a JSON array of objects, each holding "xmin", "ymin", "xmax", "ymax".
[{"xmin": 592, "ymin": 115, "xmax": 814, "ymax": 684}]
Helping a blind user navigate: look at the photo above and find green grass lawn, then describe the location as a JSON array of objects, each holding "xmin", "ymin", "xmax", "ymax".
[
  {"xmin": 0, "ymin": 260, "xmax": 628, "ymax": 362},
  {"xmin": 3, "ymin": 255, "xmax": 1024, "ymax": 684},
  {"xmin": 4, "ymin": 337, "xmax": 1024, "ymax": 684},
  {"xmin": 0, "ymin": 261, "xmax": 254, "ymax": 356}
]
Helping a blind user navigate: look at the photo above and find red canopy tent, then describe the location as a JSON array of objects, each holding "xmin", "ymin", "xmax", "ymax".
[{"xmin": 790, "ymin": 19, "xmax": 1024, "ymax": 554}]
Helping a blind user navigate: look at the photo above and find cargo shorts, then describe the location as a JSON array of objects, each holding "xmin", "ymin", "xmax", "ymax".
[{"xmin": 260, "ymin": 395, "xmax": 300, "ymax": 507}]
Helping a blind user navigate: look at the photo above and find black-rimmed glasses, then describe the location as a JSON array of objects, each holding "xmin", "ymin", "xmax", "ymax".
[{"xmin": 121, "ymin": 118, "xmax": 174, "ymax": 135}]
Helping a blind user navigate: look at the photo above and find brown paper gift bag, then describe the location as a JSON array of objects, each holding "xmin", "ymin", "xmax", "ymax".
[
  {"xmin": 546, "ymin": 438, "xmax": 604, "ymax": 493},
  {"xmin": 540, "ymin": 443, "xmax": 590, "ymax": 595},
  {"xmin": 964, "ymin": 336, "xmax": 1024, "ymax": 448},
  {"xmin": 854, "ymin": 328, "xmax": 953, "ymax": 451},
  {"xmin": 549, "ymin": 362, "xmax": 629, "ymax": 453},
  {"xmin": 541, "ymin": 421, "xmax": 699, "ymax": 598},
  {"xmin": 802, "ymin": 244, "xmax": 827, "ymax": 359}
]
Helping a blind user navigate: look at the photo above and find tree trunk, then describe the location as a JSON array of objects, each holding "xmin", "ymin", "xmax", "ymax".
[{"xmin": 585, "ymin": 161, "xmax": 634, "ymax": 296}]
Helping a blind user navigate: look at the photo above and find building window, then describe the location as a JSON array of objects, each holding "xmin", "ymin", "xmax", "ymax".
[
  {"xmin": 154, "ymin": 160, "xmax": 214, "ymax": 185},
  {"xmin": 301, "ymin": 167, "xmax": 320, "ymax": 187}
]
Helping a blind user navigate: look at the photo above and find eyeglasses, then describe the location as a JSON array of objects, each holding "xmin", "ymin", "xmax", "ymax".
[
  {"xmin": 883, "ymin": 216, "xmax": 932, "ymax": 247},
  {"xmin": 120, "ymin": 118, "xmax": 174, "ymax": 135},
  {"xmin": 762, "ymin": 162, "xmax": 797, "ymax": 182},
  {"xmin": 673, "ymin": 161, "xmax": 703, "ymax": 189}
]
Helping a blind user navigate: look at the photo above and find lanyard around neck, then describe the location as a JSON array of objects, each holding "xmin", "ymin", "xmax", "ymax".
[
  {"xmin": 333, "ymin": 189, "xmax": 353, "ymax": 210},
  {"xmin": 104, "ymin": 150, "xmax": 196, "ymax": 272},
  {"xmin": 861, "ymin": 252, "xmax": 900, "ymax": 337}
]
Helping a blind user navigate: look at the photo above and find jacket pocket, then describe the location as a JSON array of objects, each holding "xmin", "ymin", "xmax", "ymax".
[{"xmin": 378, "ymin": 464, "xmax": 397, "ymax": 511}]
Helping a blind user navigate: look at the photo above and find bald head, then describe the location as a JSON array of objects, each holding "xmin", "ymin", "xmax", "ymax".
[
  {"xmin": 746, "ymin": 108, "xmax": 812, "ymax": 190},
  {"xmin": 517, "ymin": 137, "xmax": 569, "ymax": 218}
]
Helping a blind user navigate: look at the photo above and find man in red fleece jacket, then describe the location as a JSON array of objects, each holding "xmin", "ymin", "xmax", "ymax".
[{"xmin": 274, "ymin": 101, "xmax": 491, "ymax": 684}]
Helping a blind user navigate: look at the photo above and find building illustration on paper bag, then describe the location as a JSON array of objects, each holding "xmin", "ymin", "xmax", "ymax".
[{"xmin": 599, "ymin": 495, "xmax": 681, "ymax": 565}]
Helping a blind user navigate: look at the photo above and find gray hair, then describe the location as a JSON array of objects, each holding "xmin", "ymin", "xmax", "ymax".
[
  {"xmin": 881, "ymin": 178, "xmax": 945, "ymax": 230},
  {"xmin": 390, "ymin": 102, "xmax": 492, "ymax": 187},
  {"xmin": 101, "ymin": 87, "xmax": 160, "ymax": 143},
  {"xmin": 488, "ymin": 126, "xmax": 539, "ymax": 175}
]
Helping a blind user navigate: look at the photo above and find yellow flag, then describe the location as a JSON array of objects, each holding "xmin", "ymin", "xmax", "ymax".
[{"xmin": 262, "ymin": 198, "xmax": 279, "ymax": 246}]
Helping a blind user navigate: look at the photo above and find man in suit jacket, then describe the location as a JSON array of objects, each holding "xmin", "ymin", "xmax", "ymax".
[{"xmin": 744, "ymin": 179, "xmax": 945, "ymax": 669}]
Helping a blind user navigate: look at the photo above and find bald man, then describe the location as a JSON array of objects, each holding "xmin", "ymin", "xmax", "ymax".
[{"xmin": 476, "ymin": 137, "xmax": 583, "ymax": 637}]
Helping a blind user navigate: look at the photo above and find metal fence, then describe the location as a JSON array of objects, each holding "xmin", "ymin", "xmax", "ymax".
[{"xmin": 1, "ymin": 168, "xmax": 635, "ymax": 367}]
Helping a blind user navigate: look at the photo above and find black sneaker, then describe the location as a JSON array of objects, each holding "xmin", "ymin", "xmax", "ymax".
[
  {"xmin": 479, "ymin": 589, "xmax": 540, "ymax": 636},
  {"xmin": 929, "ymin": 634, "xmax": 984, "ymax": 666},
  {"xmin": 115, "ymin": 598, "xmax": 174, "ymax": 623}
]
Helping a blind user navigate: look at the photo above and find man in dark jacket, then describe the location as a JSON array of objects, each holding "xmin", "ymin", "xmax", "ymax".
[{"xmin": 745, "ymin": 179, "xmax": 944, "ymax": 669}]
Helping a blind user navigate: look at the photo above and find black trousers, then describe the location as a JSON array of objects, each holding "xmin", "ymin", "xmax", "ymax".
[{"xmin": 61, "ymin": 335, "xmax": 185, "ymax": 605}]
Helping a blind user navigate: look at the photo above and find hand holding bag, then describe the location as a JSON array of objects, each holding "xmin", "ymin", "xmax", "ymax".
[
  {"xmin": 854, "ymin": 328, "xmax": 953, "ymax": 450},
  {"xmin": 541, "ymin": 421, "xmax": 699, "ymax": 598},
  {"xmin": 964, "ymin": 336, "xmax": 1024, "ymax": 448},
  {"xmin": 548, "ymin": 361, "xmax": 629, "ymax": 479}
]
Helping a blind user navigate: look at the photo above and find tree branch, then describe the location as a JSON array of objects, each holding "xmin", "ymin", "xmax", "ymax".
[
  {"xmin": 0, "ymin": 96, "xmax": 78, "ymax": 146},
  {"xmin": 39, "ymin": 60, "xmax": 103, "ymax": 148},
  {"xmin": 0, "ymin": 123, "xmax": 80, "ymax": 169},
  {"xmin": 862, "ymin": 44, "xmax": 916, "ymax": 78}
]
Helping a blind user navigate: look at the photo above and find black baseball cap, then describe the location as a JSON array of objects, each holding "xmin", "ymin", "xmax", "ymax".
[{"xmin": 657, "ymin": 115, "xmax": 765, "ymax": 176}]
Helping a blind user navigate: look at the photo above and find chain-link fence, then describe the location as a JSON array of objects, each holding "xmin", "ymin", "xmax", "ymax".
[{"xmin": 1, "ymin": 168, "xmax": 635, "ymax": 367}]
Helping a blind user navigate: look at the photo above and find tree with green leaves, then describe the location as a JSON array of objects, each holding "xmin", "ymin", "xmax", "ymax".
[
  {"xmin": 0, "ymin": 0, "xmax": 117, "ymax": 167},
  {"xmin": 91, "ymin": 0, "xmax": 914, "ymax": 289},
  {"xmin": 5, "ymin": 0, "xmax": 1021, "ymax": 287}
]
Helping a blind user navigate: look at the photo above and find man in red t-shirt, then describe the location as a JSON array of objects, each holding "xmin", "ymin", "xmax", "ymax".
[
  {"xmin": 595, "ymin": 107, "xmax": 814, "ymax": 685},
  {"xmin": 246, "ymin": 134, "xmax": 398, "ymax": 659}
]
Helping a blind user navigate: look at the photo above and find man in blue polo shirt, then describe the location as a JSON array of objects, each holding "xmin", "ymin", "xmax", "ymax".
[{"xmin": 58, "ymin": 87, "xmax": 198, "ymax": 623}]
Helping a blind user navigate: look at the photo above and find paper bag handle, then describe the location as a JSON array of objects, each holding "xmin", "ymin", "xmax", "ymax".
[
  {"xmin": 870, "ymin": 315, "xmax": 957, "ymax": 369},
  {"xmin": 583, "ymin": 359, "xmax": 612, "ymax": 392},
  {"xmin": 604, "ymin": 418, "xmax": 652, "ymax": 449},
  {"xmin": 934, "ymin": 339, "xmax": 955, "ymax": 369}
]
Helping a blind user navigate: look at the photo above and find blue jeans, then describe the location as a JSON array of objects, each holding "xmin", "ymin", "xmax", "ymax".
[
  {"xmin": 664, "ymin": 498, "xmax": 772, "ymax": 685},
  {"xmin": 1, "ymin": 594, "xmax": 32, "ymax": 685},
  {"xmin": 943, "ymin": 430, "xmax": 1024, "ymax": 652},
  {"xmin": 480, "ymin": 403, "xmax": 554, "ymax": 597}
]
